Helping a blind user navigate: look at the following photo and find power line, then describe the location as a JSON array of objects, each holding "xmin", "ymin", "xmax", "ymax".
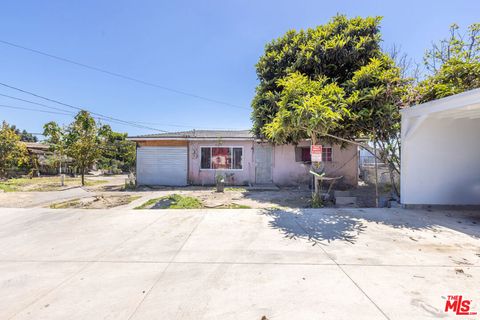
[
  {"xmin": 130, "ymin": 120, "xmax": 247, "ymax": 130},
  {"xmin": 0, "ymin": 94, "xmax": 163, "ymax": 132},
  {"xmin": 1, "ymin": 92, "xmax": 170, "ymax": 130},
  {"xmin": 0, "ymin": 93, "xmax": 77, "ymax": 114},
  {"xmin": 0, "ymin": 82, "xmax": 169, "ymax": 132},
  {"xmin": 0, "ymin": 103, "xmax": 153, "ymax": 131},
  {"xmin": 0, "ymin": 39, "xmax": 250, "ymax": 110},
  {"xmin": 0, "ymin": 104, "xmax": 73, "ymax": 116},
  {"xmin": 0, "ymin": 93, "xmax": 246, "ymax": 131}
]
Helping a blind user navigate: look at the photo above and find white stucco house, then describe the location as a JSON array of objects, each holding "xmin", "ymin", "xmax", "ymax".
[{"xmin": 401, "ymin": 88, "xmax": 480, "ymax": 206}]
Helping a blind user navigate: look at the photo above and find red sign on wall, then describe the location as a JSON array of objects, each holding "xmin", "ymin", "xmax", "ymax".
[{"xmin": 311, "ymin": 145, "xmax": 322, "ymax": 162}]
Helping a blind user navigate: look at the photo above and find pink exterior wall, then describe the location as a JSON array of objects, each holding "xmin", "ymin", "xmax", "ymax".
[
  {"xmin": 271, "ymin": 141, "xmax": 312, "ymax": 186},
  {"xmin": 324, "ymin": 143, "xmax": 358, "ymax": 186},
  {"xmin": 188, "ymin": 139, "xmax": 358, "ymax": 187},
  {"xmin": 271, "ymin": 141, "xmax": 358, "ymax": 187},
  {"xmin": 188, "ymin": 140, "xmax": 255, "ymax": 185}
]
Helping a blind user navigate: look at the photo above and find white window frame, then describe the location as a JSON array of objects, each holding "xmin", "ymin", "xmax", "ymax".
[{"xmin": 200, "ymin": 146, "xmax": 244, "ymax": 171}]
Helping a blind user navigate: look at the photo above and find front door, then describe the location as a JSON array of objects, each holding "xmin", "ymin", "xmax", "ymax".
[{"xmin": 255, "ymin": 144, "xmax": 273, "ymax": 184}]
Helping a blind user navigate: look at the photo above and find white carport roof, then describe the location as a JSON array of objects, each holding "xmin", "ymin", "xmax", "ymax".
[
  {"xmin": 401, "ymin": 88, "xmax": 480, "ymax": 206},
  {"xmin": 401, "ymin": 88, "xmax": 480, "ymax": 141},
  {"xmin": 401, "ymin": 88, "xmax": 480, "ymax": 119}
]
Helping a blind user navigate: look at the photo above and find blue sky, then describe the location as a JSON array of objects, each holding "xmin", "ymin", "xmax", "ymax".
[{"xmin": 0, "ymin": 0, "xmax": 478, "ymax": 137}]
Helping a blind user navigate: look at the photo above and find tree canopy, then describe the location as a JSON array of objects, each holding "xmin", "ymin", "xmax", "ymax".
[
  {"xmin": 263, "ymin": 72, "xmax": 348, "ymax": 144},
  {"xmin": 43, "ymin": 112, "xmax": 135, "ymax": 182},
  {"xmin": 416, "ymin": 23, "xmax": 480, "ymax": 102},
  {"xmin": 252, "ymin": 15, "xmax": 409, "ymax": 146},
  {"xmin": 7, "ymin": 124, "xmax": 38, "ymax": 142},
  {"xmin": 98, "ymin": 124, "xmax": 136, "ymax": 173},
  {"xmin": 64, "ymin": 111, "xmax": 102, "ymax": 185},
  {"xmin": 251, "ymin": 15, "xmax": 413, "ymax": 199},
  {"xmin": 0, "ymin": 121, "xmax": 29, "ymax": 178}
]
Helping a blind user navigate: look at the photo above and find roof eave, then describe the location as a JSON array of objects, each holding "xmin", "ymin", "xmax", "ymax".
[
  {"xmin": 127, "ymin": 137, "xmax": 254, "ymax": 141},
  {"xmin": 401, "ymin": 88, "xmax": 480, "ymax": 118}
]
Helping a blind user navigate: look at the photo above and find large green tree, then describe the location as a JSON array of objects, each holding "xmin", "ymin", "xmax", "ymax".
[
  {"xmin": 0, "ymin": 121, "xmax": 30, "ymax": 178},
  {"xmin": 252, "ymin": 15, "xmax": 410, "ymax": 198},
  {"xmin": 252, "ymin": 17, "xmax": 479, "ymax": 201},
  {"xmin": 252, "ymin": 15, "xmax": 384, "ymax": 141}
]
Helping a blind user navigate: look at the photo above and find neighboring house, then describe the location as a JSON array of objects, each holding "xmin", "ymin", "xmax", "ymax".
[
  {"xmin": 24, "ymin": 142, "xmax": 73, "ymax": 175},
  {"xmin": 24, "ymin": 142, "xmax": 55, "ymax": 175},
  {"xmin": 401, "ymin": 88, "xmax": 480, "ymax": 206},
  {"xmin": 128, "ymin": 130, "xmax": 358, "ymax": 188}
]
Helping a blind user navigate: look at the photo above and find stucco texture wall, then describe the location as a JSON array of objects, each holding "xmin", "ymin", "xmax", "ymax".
[
  {"xmin": 272, "ymin": 141, "xmax": 358, "ymax": 187},
  {"xmin": 271, "ymin": 141, "xmax": 311, "ymax": 186}
]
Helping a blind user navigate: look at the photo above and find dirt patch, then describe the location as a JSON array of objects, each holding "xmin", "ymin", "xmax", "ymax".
[
  {"xmin": 133, "ymin": 188, "xmax": 312, "ymax": 209},
  {"xmin": 135, "ymin": 194, "xmax": 249, "ymax": 210},
  {"xmin": 0, "ymin": 176, "xmax": 107, "ymax": 192},
  {"xmin": 348, "ymin": 181, "xmax": 392, "ymax": 208},
  {"xmin": 50, "ymin": 195, "xmax": 141, "ymax": 209},
  {"xmin": 150, "ymin": 194, "xmax": 202, "ymax": 209}
]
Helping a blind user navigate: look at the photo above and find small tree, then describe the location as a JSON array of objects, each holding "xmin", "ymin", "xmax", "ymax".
[
  {"xmin": 424, "ymin": 23, "xmax": 479, "ymax": 73},
  {"xmin": 64, "ymin": 111, "xmax": 102, "ymax": 186},
  {"xmin": 0, "ymin": 121, "xmax": 29, "ymax": 178},
  {"xmin": 416, "ymin": 23, "xmax": 480, "ymax": 102},
  {"xmin": 43, "ymin": 121, "xmax": 66, "ymax": 174},
  {"xmin": 98, "ymin": 125, "xmax": 136, "ymax": 173}
]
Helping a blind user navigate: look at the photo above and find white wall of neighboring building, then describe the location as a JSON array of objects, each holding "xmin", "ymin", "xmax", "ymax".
[{"xmin": 401, "ymin": 90, "xmax": 480, "ymax": 205}]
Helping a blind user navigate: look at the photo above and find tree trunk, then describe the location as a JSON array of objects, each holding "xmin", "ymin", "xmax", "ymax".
[{"xmin": 81, "ymin": 167, "xmax": 85, "ymax": 186}]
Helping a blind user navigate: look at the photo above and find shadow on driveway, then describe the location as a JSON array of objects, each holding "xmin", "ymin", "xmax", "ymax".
[
  {"xmin": 263, "ymin": 209, "xmax": 367, "ymax": 244},
  {"xmin": 262, "ymin": 208, "xmax": 480, "ymax": 245}
]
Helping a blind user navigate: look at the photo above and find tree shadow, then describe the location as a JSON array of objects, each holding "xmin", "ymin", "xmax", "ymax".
[
  {"xmin": 240, "ymin": 188, "xmax": 313, "ymax": 208},
  {"xmin": 262, "ymin": 208, "xmax": 367, "ymax": 245},
  {"xmin": 350, "ymin": 208, "xmax": 480, "ymax": 239},
  {"xmin": 261, "ymin": 208, "xmax": 480, "ymax": 245}
]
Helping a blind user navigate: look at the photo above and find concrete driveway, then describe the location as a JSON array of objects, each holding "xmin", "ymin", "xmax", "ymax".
[{"xmin": 0, "ymin": 207, "xmax": 478, "ymax": 320}]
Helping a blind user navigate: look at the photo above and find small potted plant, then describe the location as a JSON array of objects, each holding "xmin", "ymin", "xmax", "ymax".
[{"xmin": 215, "ymin": 172, "xmax": 225, "ymax": 192}]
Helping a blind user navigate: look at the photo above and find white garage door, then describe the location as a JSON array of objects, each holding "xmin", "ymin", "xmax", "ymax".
[{"xmin": 136, "ymin": 146, "xmax": 188, "ymax": 186}]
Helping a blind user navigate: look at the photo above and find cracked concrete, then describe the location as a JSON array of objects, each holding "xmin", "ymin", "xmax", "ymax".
[{"xmin": 0, "ymin": 207, "xmax": 478, "ymax": 319}]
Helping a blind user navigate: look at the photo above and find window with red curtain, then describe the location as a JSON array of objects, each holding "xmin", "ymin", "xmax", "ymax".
[
  {"xmin": 200, "ymin": 147, "xmax": 243, "ymax": 169},
  {"xmin": 301, "ymin": 147, "xmax": 311, "ymax": 162},
  {"xmin": 211, "ymin": 147, "xmax": 231, "ymax": 169}
]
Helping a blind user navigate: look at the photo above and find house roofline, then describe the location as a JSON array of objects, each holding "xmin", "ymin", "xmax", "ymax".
[{"xmin": 127, "ymin": 137, "xmax": 255, "ymax": 141}]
